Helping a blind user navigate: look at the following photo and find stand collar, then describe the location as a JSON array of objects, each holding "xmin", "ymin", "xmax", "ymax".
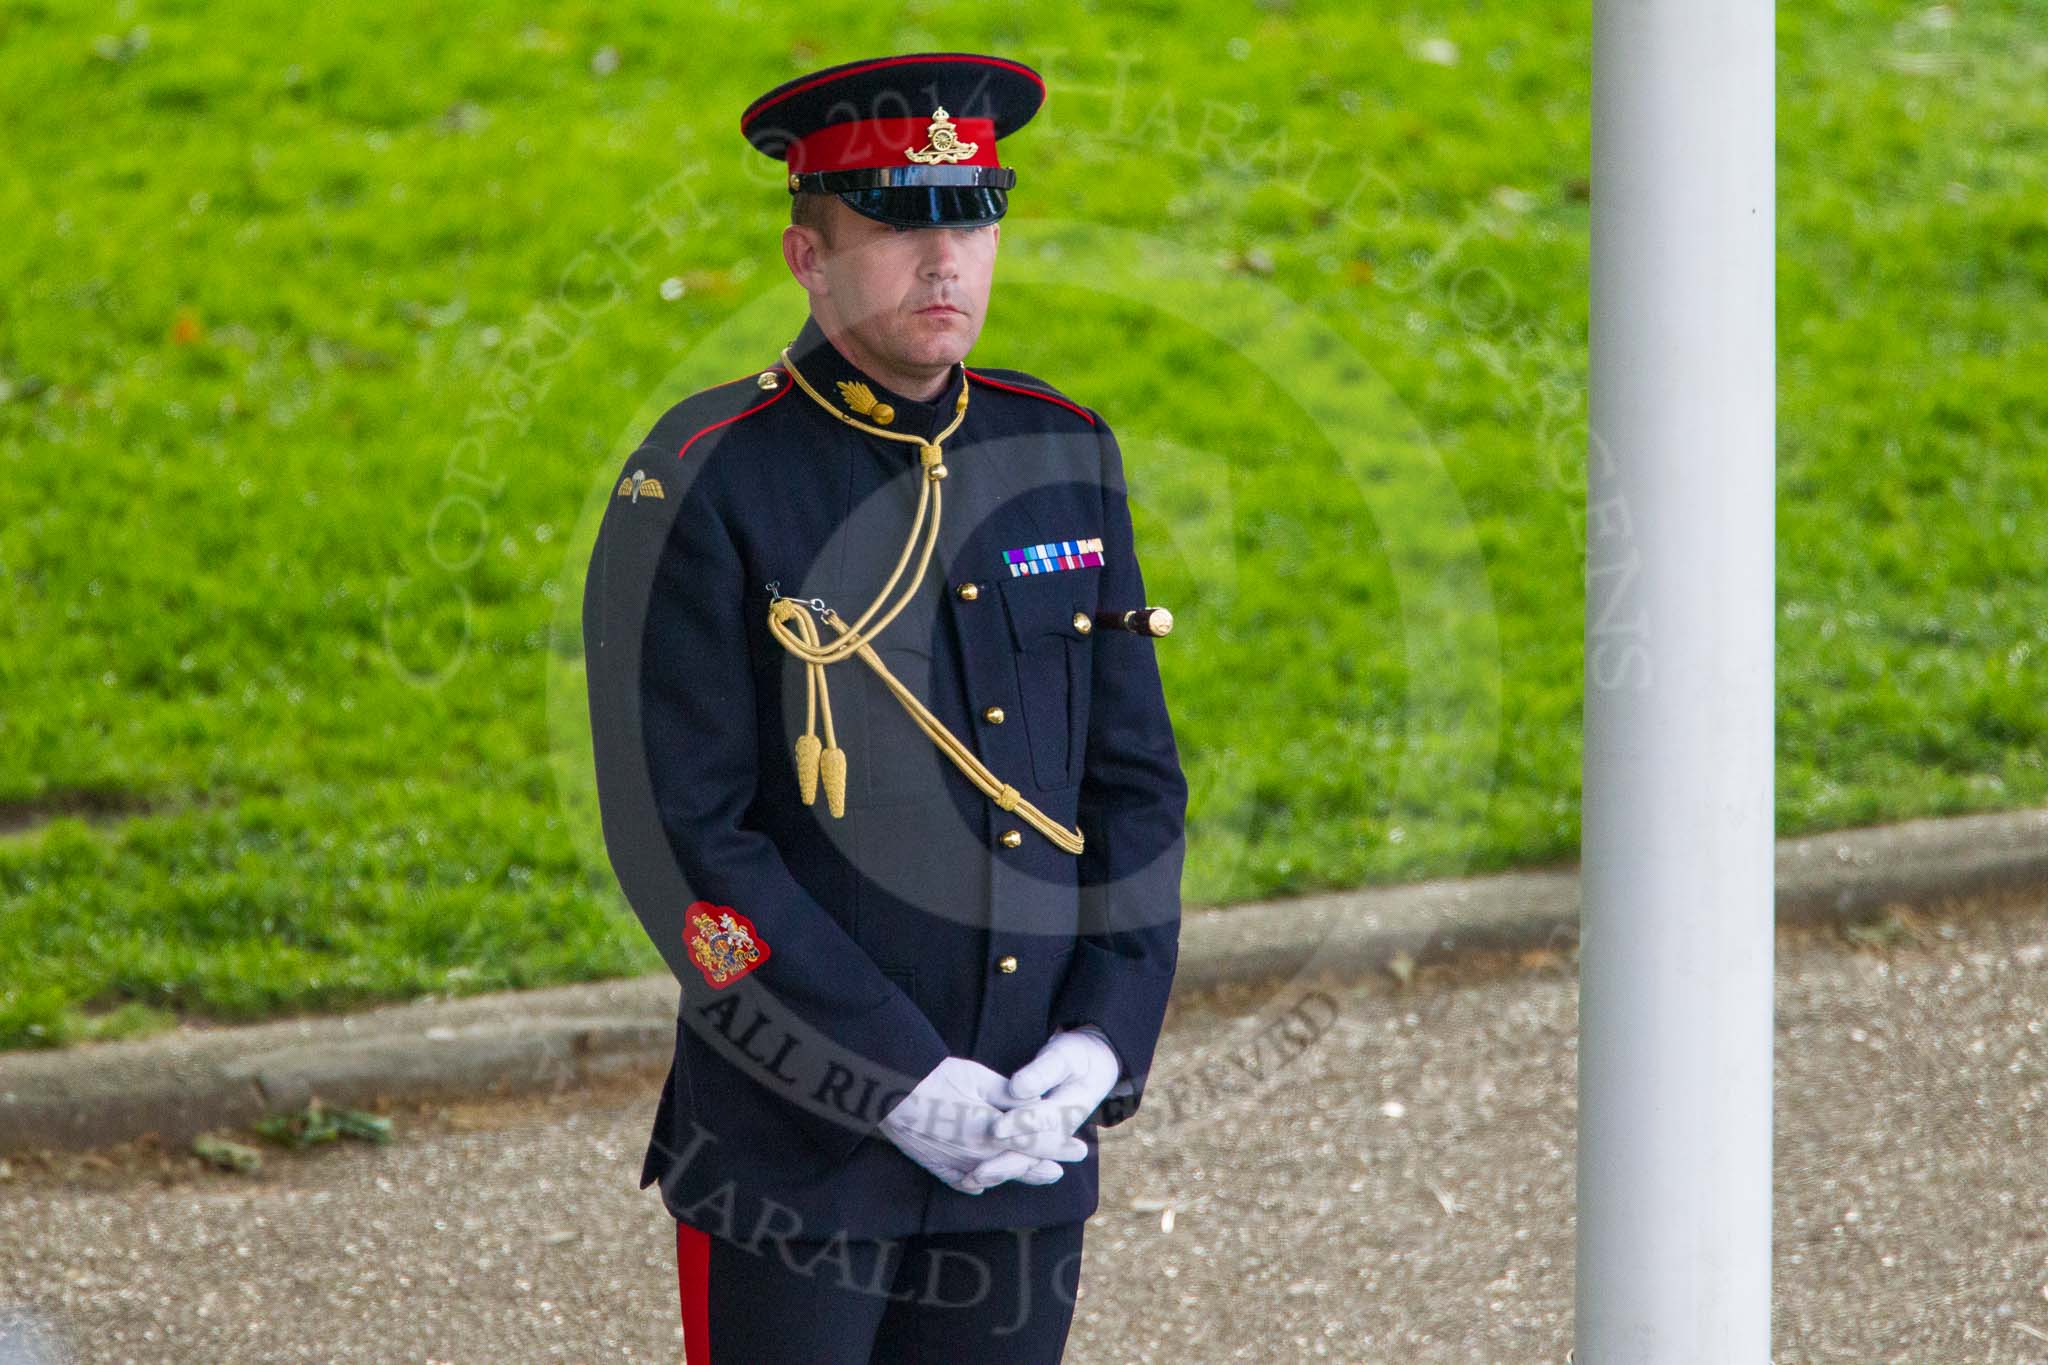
[{"xmin": 785, "ymin": 314, "xmax": 966, "ymax": 442}]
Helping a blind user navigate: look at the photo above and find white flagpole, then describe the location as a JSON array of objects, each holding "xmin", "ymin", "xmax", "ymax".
[{"xmin": 1577, "ymin": 0, "xmax": 1776, "ymax": 1358}]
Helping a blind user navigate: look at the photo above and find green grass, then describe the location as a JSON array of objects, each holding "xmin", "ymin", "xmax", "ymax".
[{"xmin": 2, "ymin": 1, "xmax": 2043, "ymax": 1048}]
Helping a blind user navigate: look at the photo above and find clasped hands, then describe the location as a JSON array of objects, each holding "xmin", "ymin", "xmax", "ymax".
[{"xmin": 878, "ymin": 1029, "xmax": 1122, "ymax": 1195}]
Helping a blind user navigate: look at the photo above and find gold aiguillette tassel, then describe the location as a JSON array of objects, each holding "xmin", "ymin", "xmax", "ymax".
[
  {"xmin": 814, "ymin": 652, "xmax": 847, "ymax": 819},
  {"xmin": 821, "ymin": 745, "xmax": 847, "ymax": 818},
  {"xmin": 778, "ymin": 598, "xmax": 826, "ymax": 805},
  {"xmin": 794, "ymin": 732, "xmax": 821, "ymax": 804}
]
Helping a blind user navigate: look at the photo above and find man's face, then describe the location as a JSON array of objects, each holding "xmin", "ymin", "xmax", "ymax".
[{"xmin": 793, "ymin": 198, "xmax": 999, "ymax": 376}]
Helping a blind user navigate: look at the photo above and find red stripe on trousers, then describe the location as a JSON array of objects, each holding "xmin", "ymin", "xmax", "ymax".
[{"xmin": 677, "ymin": 1222, "xmax": 711, "ymax": 1364}]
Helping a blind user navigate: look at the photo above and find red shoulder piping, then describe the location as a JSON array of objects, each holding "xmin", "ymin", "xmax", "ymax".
[
  {"xmin": 962, "ymin": 369, "xmax": 1097, "ymax": 425},
  {"xmin": 675, "ymin": 376, "xmax": 793, "ymax": 459}
]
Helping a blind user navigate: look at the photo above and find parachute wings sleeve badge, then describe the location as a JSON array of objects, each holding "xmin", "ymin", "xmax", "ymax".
[
  {"xmin": 616, "ymin": 468, "xmax": 666, "ymax": 502},
  {"xmin": 684, "ymin": 901, "xmax": 771, "ymax": 988}
]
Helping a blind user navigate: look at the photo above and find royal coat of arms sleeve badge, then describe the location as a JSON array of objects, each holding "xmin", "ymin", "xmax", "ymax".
[{"xmin": 683, "ymin": 901, "xmax": 772, "ymax": 988}]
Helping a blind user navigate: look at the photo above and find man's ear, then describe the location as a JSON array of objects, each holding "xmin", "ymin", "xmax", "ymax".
[{"xmin": 783, "ymin": 224, "xmax": 828, "ymax": 295}]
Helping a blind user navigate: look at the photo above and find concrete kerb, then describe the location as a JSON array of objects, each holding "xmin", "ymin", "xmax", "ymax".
[{"xmin": 4, "ymin": 805, "xmax": 2044, "ymax": 1155}]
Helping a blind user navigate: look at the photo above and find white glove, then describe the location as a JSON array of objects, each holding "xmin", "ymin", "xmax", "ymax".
[
  {"xmin": 878, "ymin": 1057, "xmax": 1082, "ymax": 1194},
  {"xmin": 957, "ymin": 1147, "xmax": 1066, "ymax": 1195},
  {"xmin": 990, "ymin": 1028, "xmax": 1123, "ymax": 1160}
]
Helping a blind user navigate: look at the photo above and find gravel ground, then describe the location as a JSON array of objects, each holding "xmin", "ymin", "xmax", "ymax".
[{"xmin": 3, "ymin": 891, "xmax": 2046, "ymax": 1363}]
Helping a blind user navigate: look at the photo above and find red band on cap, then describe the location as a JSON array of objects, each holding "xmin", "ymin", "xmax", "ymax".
[{"xmin": 787, "ymin": 116, "xmax": 1000, "ymax": 173}]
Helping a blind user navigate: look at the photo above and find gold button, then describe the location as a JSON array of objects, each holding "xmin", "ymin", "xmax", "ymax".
[
  {"xmin": 996, "ymin": 955, "xmax": 1018, "ymax": 973},
  {"xmin": 1072, "ymin": 611, "xmax": 1093, "ymax": 634},
  {"xmin": 983, "ymin": 706, "xmax": 1005, "ymax": 724},
  {"xmin": 955, "ymin": 582, "xmax": 980, "ymax": 601},
  {"xmin": 755, "ymin": 371, "xmax": 780, "ymax": 391},
  {"xmin": 1000, "ymin": 828, "xmax": 1022, "ymax": 848},
  {"xmin": 788, "ymin": 173, "xmax": 802, "ymax": 191}
]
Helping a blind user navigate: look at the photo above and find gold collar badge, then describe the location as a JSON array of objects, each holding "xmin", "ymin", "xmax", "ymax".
[
  {"xmin": 834, "ymin": 379, "xmax": 895, "ymax": 426},
  {"xmin": 615, "ymin": 468, "xmax": 665, "ymax": 501},
  {"xmin": 905, "ymin": 107, "xmax": 978, "ymax": 164}
]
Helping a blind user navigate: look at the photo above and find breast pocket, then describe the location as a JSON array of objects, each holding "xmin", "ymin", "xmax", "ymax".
[
  {"xmin": 860, "ymin": 638, "xmax": 946, "ymax": 802},
  {"xmin": 995, "ymin": 571, "xmax": 1093, "ymax": 790}
]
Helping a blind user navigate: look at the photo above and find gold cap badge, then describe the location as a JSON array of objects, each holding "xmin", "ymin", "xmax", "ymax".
[{"xmin": 905, "ymin": 107, "xmax": 979, "ymax": 165}]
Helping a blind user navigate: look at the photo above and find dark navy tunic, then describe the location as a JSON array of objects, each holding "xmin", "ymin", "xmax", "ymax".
[{"xmin": 581, "ymin": 314, "xmax": 1188, "ymax": 1240}]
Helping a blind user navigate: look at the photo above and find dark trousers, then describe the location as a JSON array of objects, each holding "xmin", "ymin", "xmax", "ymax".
[{"xmin": 676, "ymin": 1217, "xmax": 1085, "ymax": 1363}]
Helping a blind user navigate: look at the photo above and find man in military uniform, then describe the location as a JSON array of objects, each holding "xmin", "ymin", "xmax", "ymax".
[{"xmin": 581, "ymin": 51, "xmax": 1187, "ymax": 1362}]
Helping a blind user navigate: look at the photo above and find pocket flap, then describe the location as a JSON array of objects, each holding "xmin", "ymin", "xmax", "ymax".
[{"xmin": 995, "ymin": 573, "xmax": 1086, "ymax": 650}]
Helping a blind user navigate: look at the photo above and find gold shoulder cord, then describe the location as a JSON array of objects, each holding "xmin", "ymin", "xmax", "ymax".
[{"xmin": 764, "ymin": 348, "xmax": 1086, "ymax": 856}]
